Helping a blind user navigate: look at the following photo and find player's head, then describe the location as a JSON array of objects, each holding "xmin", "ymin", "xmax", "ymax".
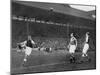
[
  {"xmin": 86, "ymin": 32, "xmax": 89, "ymax": 36},
  {"xmin": 28, "ymin": 35, "xmax": 32, "ymax": 40},
  {"xmin": 71, "ymin": 33, "xmax": 74, "ymax": 37}
]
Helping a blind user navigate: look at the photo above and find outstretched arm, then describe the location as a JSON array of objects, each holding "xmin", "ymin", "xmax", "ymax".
[
  {"xmin": 31, "ymin": 40, "xmax": 35, "ymax": 44},
  {"xmin": 17, "ymin": 41, "xmax": 27, "ymax": 45}
]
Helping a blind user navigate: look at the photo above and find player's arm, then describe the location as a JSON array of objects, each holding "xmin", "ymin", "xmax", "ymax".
[
  {"xmin": 19, "ymin": 41, "xmax": 27, "ymax": 45},
  {"xmin": 75, "ymin": 37, "xmax": 77, "ymax": 47},
  {"xmin": 16, "ymin": 41, "xmax": 26, "ymax": 49},
  {"xmin": 31, "ymin": 40, "xmax": 35, "ymax": 44}
]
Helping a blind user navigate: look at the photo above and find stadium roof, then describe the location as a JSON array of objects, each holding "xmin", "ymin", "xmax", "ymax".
[
  {"xmin": 12, "ymin": 1, "xmax": 96, "ymax": 21},
  {"xmin": 12, "ymin": 1, "xmax": 96, "ymax": 30}
]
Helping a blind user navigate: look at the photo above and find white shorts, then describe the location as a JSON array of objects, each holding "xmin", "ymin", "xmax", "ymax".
[
  {"xmin": 69, "ymin": 45, "xmax": 76, "ymax": 53},
  {"xmin": 82, "ymin": 43, "xmax": 89, "ymax": 54},
  {"xmin": 24, "ymin": 47, "xmax": 32, "ymax": 56}
]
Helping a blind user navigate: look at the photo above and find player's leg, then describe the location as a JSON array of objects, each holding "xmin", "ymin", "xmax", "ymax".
[
  {"xmin": 23, "ymin": 47, "xmax": 31, "ymax": 63},
  {"xmin": 69, "ymin": 45, "xmax": 76, "ymax": 63},
  {"xmin": 81, "ymin": 43, "xmax": 91, "ymax": 63},
  {"xmin": 24, "ymin": 47, "xmax": 33, "ymax": 62},
  {"xmin": 21, "ymin": 54, "xmax": 28, "ymax": 67},
  {"xmin": 24, "ymin": 54, "xmax": 28, "ymax": 62},
  {"xmin": 82, "ymin": 43, "xmax": 89, "ymax": 57}
]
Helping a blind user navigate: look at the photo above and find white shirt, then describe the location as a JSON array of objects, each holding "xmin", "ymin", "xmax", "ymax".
[{"xmin": 86, "ymin": 34, "xmax": 89, "ymax": 43}]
